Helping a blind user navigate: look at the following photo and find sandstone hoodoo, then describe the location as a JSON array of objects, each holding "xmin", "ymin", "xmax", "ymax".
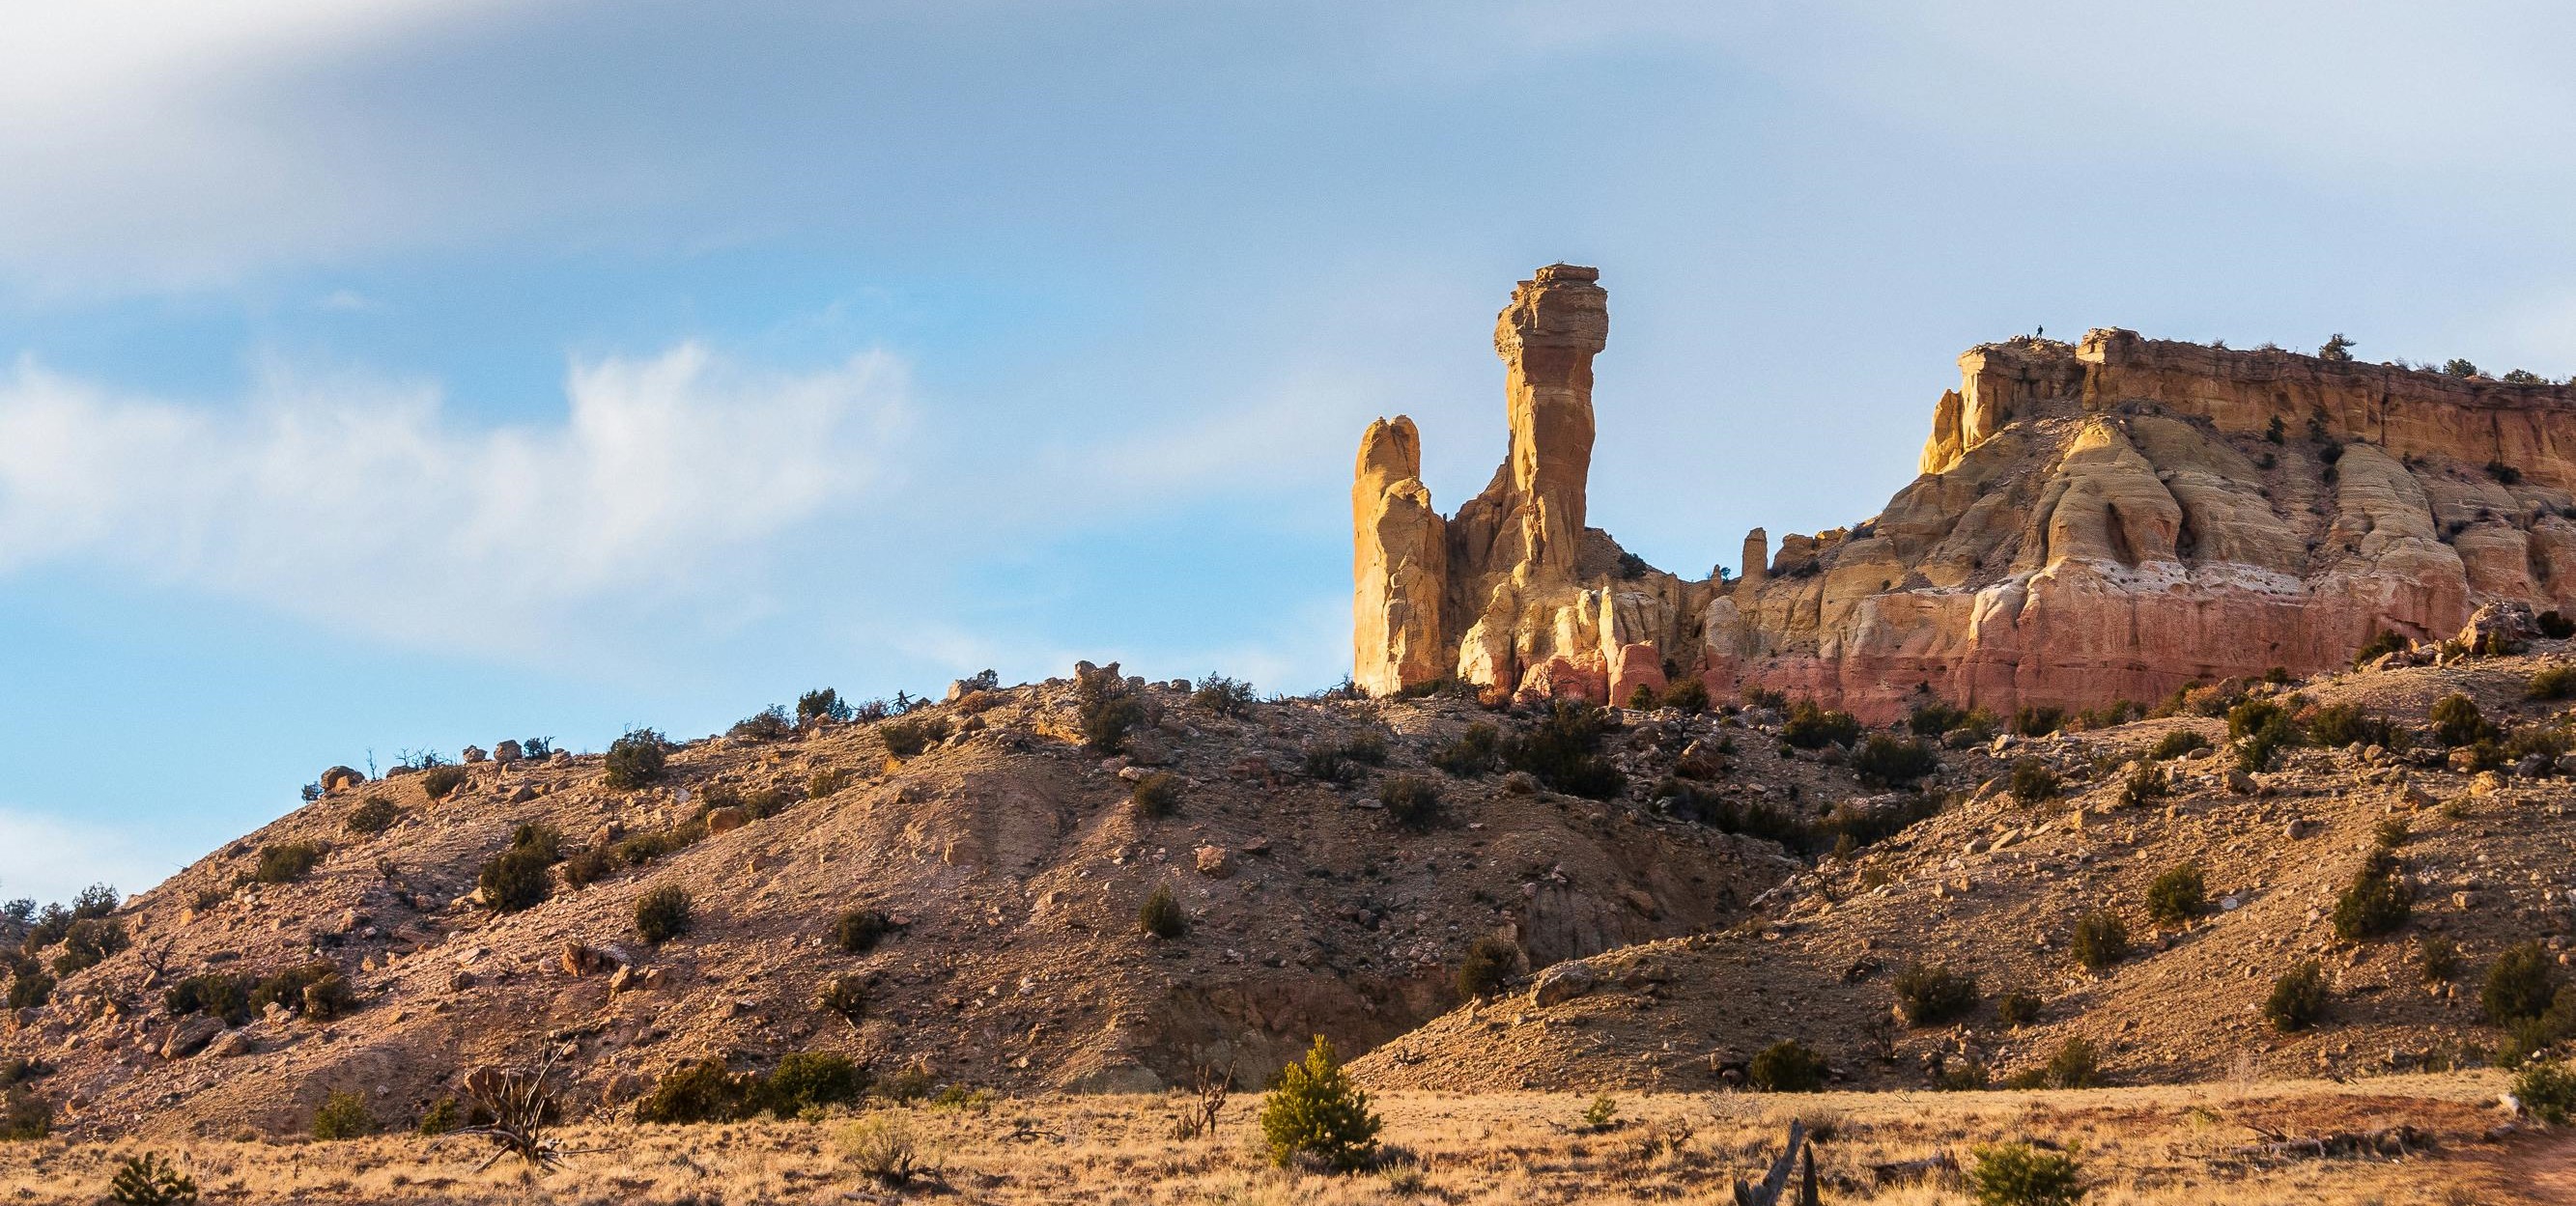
[{"xmin": 1355, "ymin": 266, "xmax": 2576, "ymax": 718}]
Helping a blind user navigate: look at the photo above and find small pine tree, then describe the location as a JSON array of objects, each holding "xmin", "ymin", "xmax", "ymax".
[
  {"xmin": 1257, "ymin": 1036, "xmax": 1382, "ymax": 1171},
  {"xmin": 1139, "ymin": 883, "xmax": 1186, "ymax": 940},
  {"xmin": 310, "ymin": 1089, "xmax": 375, "ymax": 1139},
  {"xmin": 2265, "ymin": 961, "xmax": 2329, "ymax": 1032},
  {"xmin": 1968, "ymin": 1141, "xmax": 2084, "ymax": 1206},
  {"xmin": 107, "ymin": 1153, "xmax": 198, "ymax": 1205}
]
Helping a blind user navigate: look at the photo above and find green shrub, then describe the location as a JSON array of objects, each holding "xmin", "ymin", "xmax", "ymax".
[
  {"xmin": 834, "ymin": 907, "xmax": 894, "ymax": 954},
  {"xmin": 1659, "ymin": 677, "xmax": 1711, "ymax": 714},
  {"xmin": 1457, "ymin": 938, "xmax": 1519, "ymax": 999},
  {"xmin": 2009, "ymin": 759, "xmax": 2059, "ymax": 804},
  {"xmin": 2420, "ymin": 935, "xmax": 2461, "ymax": 984},
  {"xmin": 2265, "ymin": 961, "xmax": 2329, "ymax": 1032},
  {"xmin": 1968, "ymin": 1141, "xmax": 2083, "ymax": 1206},
  {"xmin": 2307, "ymin": 702, "xmax": 2395, "ymax": 748},
  {"xmin": 2144, "ymin": 864, "xmax": 2207, "ymax": 927},
  {"xmin": 1190, "ymin": 674, "xmax": 1258, "ymax": 716},
  {"xmin": 2039, "ymin": 1037, "xmax": 2103, "ymax": 1088},
  {"xmin": 2070, "ymin": 911, "xmax": 2129, "ymax": 972},
  {"xmin": 344, "ymin": 797, "xmax": 400, "ymax": 837},
  {"xmin": 418, "ymin": 764, "xmax": 468, "ymax": 800},
  {"xmin": 816, "ymin": 974, "xmax": 869, "ymax": 1029},
  {"xmin": 1301, "ymin": 741, "xmax": 1357, "ymax": 785},
  {"xmin": 300, "ymin": 973, "xmax": 355, "ymax": 1021},
  {"xmin": 249, "ymin": 961, "xmax": 339, "ymax": 1020},
  {"xmin": 415, "ymin": 1097, "xmax": 461, "ymax": 1136},
  {"xmin": 253, "ymin": 842, "xmax": 326, "ymax": 884},
  {"xmin": 2352, "ymin": 628, "xmax": 2407, "ymax": 666},
  {"xmin": 2430, "ymin": 693, "xmax": 2495, "ymax": 747},
  {"xmin": 1747, "ymin": 1040, "xmax": 1826, "ymax": 1092},
  {"xmin": 311, "ymin": 1089, "xmax": 374, "ymax": 1139},
  {"xmin": 0, "ymin": 1090, "xmax": 47, "ymax": 1141},
  {"xmin": 1430, "ymin": 723, "xmax": 1501, "ymax": 777},
  {"xmin": 2330, "ymin": 849, "xmax": 2412, "ymax": 941},
  {"xmin": 2146, "ymin": 730, "xmax": 2210, "ymax": 760},
  {"xmin": 1379, "ymin": 775, "xmax": 1444, "ymax": 831},
  {"xmin": 2114, "ymin": 761, "xmax": 2167, "ymax": 809},
  {"xmin": 1854, "ymin": 734, "xmax": 1940, "ymax": 788},
  {"xmin": 796, "ymin": 687, "xmax": 855, "ymax": 726},
  {"xmin": 761, "ymin": 1052, "xmax": 869, "ymax": 1118},
  {"xmin": 2515, "ymin": 1060, "xmax": 2576, "ymax": 1124},
  {"xmin": 6, "ymin": 968, "xmax": 51, "ymax": 1010},
  {"xmin": 636, "ymin": 885, "xmax": 693, "ymax": 945},
  {"xmin": 1910, "ymin": 701, "xmax": 1972, "ymax": 736},
  {"xmin": 1077, "ymin": 673, "xmax": 1146, "ymax": 753},
  {"xmin": 2373, "ymin": 816, "xmax": 2411, "ymax": 849},
  {"xmin": 106, "ymin": 1152, "xmax": 197, "ymax": 1205},
  {"xmin": 476, "ymin": 848, "xmax": 552, "ymax": 912},
  {"xmin": 2527, "ymin": 666, "xmax": 2576, "ymax": 702},
  {"xmin": 1131, "ymin": 771, "xmax": 1183, "ymax": 820},
  {"xmin": 1139, "ymin": 883, "xmax": 1186, "ymax": 940},
  {"xmin": 879, "ymin": 715, "xmax": 949, "ymax": 758},
  {"xmin": 603, "ymin": 729, "xmax": 669, "ymax": 788},
  {"xmin": 1892, "ymin": 963, "xmax": 1978, "ymax": 1025},
  {"xmin": 1258, "ymin": 1036, "xmax": 1381, "ymax": 1170},
  {"xmin": 2227, "ymin": 697, "xmax": 2302, "ymax": 771},
  {"xmin": 510, "ymin": 822, "xmax": 563, "ymax": 862},
  {"xmin": 51, "ymin": 918, "xmax": 127, "ymax": 976},
  {"xmin": 1501, "ymin": 703, "xmax": 1626, "ymax": 799},
  {"xmin": 612, "ymin": 823, "xmax": 702, "ymax": 868},
  {"xmin": 2487, "ymin": 941, "xmax": 2560, "ymax": 1024},
  {"xmin": 2012, "ymin": 706, "xmax": 2066, "ymax": 738},
  {"xmin": 561, "ymin": 845, "xmax": 614, "ymax": 888},
  {"xmin": 1781, "ymin": 701, "xmax": 1863, "ymax": 748},
  {"xmin": 729, "ymin": 706, "xmax": 793, "ymax": 742},
  {"xmin": 1997, "ymin": 992, "xmax": 2042, "ymax": 1027},
  {"xmin": 1341, "ymin": 730, "xmax": 1389, "ymax": 766},
  {"xmin": 165, "ymin": 972, "xmax": 256, "ymax": 1025},
  {"xmin": 636, "ymin": 1058, "xmax": 750, "ymax": 1124}
]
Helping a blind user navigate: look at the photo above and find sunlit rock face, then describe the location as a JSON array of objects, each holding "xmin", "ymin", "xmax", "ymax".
[{"xmin": 1355, "ymin": 269, "xmax": 2576, "ymax": 718}]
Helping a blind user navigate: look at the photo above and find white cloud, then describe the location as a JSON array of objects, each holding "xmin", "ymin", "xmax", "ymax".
[
  {"xmin": 0, "ymin": 806, "xmax": 181, "ymax": 906},
  {"xmin": 0, "ymin": 344, "xmax": 909, "ymax": 647}
]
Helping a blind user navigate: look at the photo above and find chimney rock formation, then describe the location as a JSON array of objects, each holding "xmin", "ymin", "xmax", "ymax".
[{"xmin": 1353, "ymin": 267, "xmax": 2576, "ymax": 717}]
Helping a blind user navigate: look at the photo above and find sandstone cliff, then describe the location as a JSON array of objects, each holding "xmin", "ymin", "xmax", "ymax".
[{"xmin": 1355, "ymin": 269, "xmax": 2576, "ymax": 718}]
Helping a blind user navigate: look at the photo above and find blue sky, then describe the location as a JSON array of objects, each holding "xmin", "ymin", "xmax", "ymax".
[{"xmin": 5, "ymin": 1, "xmax": 2575, "ymax": 901}]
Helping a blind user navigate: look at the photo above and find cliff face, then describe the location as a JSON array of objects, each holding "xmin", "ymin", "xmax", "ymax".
[{"xmin": 1354, "ymin": 268, "xmax": 2576, "ymax": 718}]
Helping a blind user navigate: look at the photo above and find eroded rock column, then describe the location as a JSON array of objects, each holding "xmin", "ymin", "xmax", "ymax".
[
  {"xmin": 1493, "ymin": 264, "xmax": 1609, "ymax": 574},
  {"xmin": 1353, "ymin": 416, "xmax": 1449, "ymax": 695}
]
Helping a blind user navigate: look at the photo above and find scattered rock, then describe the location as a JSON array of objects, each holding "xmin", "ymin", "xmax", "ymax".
[{"xmin": 1531, "ymin": 961, "xmax": 1598, "ymax": 1006}]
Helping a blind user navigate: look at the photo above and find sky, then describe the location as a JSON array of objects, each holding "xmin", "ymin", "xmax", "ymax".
[{"xmin": 5, "ymin": 0, "xmax": 2576, "ymax": 902}]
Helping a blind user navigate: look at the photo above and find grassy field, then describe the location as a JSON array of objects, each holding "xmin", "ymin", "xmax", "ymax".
[{"xmin": 0, "ymin": 1074, "xmax": 2559, "ymax": 1204}]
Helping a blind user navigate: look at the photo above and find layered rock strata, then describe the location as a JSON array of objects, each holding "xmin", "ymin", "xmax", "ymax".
[{"xmin": 1354, "ymin": 268, "xmax": 2576, "ymax": 718}]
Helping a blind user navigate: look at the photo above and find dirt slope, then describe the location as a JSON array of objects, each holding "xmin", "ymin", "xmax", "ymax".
[
  {"xmin": 1359, "ymin": 647, "xmax": 2576, "ymax": 1093},
  {"xmin": 5, "ymin": 670, "xmax": 1869, "ymax": 1139}
]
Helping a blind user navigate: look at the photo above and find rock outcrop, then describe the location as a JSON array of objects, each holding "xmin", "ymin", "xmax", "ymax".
[{"xmin": 1354, "ymin": 269, "xmax": 2576, "ymax": 718}]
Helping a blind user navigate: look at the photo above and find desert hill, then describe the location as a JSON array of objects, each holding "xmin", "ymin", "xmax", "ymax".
[
  {"xmin": 0, "ymin": 663, "xmax": 1941, "ymax": 1140},
  {"xmin": 1359, "ymin": 265, "xmax": 2576, "ymax": 719},
  {"xmin": 1356, "ymin": 622, "xmax": 2576, "ymax": 1095}
]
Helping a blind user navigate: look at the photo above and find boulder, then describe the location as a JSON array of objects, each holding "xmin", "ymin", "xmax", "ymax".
[
  {"xmin": 704, "ymin": 806, "xmax": 750, "ymax": 834},
  {"xmin": 204, "ymin": 1029, "xmax": 257, "ymax": 1058},
  {"xmin": 462, "ymin": 745, "xmax": 488, "ymax": 764},
  {"xmin": 1531, "ymin": 960, "xmax": 1599, "ymax": 1007},
  {"xmin": 494, "ymin": 740, "xmax": 524, "ymax": 763},
  {"xmin": 1193, "ymin": 845, "xmax": 1234, "ymax": 879},
  {"xmin": 319, "ymin": 766, "xmax": 366, "ymax": 795},
  {"xmin": 160, "ymin": 1016, "xmax": 225, "ymax": 1059}
]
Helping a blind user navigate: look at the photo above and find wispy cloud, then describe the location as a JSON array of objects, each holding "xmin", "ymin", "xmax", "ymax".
[
  {"xmin": 0, "ymin": 806, "xmax": 183, "ymax": 906},
  {"xmin": 0, "ymin": 344, "xmax": 910, "ymax": 648}
]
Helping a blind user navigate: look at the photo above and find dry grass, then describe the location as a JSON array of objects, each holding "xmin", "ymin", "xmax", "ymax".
[{"xmin": 0, "ymin": 1077, "xmax": 2547, "ymax": 1204}]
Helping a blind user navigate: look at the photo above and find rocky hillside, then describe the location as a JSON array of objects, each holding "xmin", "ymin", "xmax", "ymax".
[
  {"xmin": 1356, "ymin": 265, "xmax": 2576, "ymax": 719},
  {"xmin": 1357, "ymin": 621, "xmax": 2576, "ymax": 1094},
  {"xmin": 0, "ymin": 661, "xmax": 1975, "ymax": 1140}
]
